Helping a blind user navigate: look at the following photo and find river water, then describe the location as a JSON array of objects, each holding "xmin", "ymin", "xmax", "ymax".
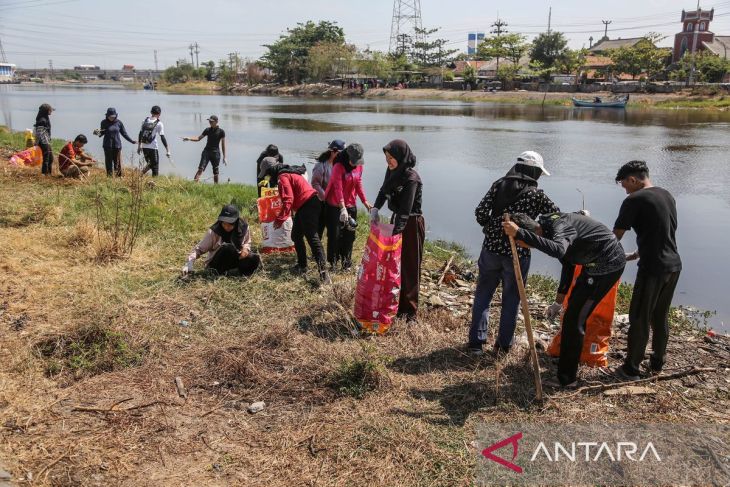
[{"xmin": 2, "ymin": 84, "xmax": 729, "ymax": 329}]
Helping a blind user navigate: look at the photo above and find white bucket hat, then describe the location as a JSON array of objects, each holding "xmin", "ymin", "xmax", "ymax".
[{"xmin": 517, "ymin": 151, "xmax": 550, "ymax": 176}]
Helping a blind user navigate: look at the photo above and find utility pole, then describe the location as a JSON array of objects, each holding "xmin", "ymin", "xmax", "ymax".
[
  {"xmin": 154, "ymin": 50, "xmax": 158, "ymax": 71},
  {"xmin": 193, "ymin": 42, "xmax": 200, "ymax": 68},
  {"xmin": 589, "ymin": 36, "xmax": 594, "ymax": 48},
  {"xmin": 227, "ymin": 52, "xmax": 235, "ymax": 70},
  {"xmin": 189, "ymin": 44, "xmax": 195, "ymax": 66},
  {"xmin": 547, "ymin": 7, "xmax": 552, "ymax": 34},
  {"xmin": 490, "ymin": 18, "xmax": 508, "ymax": 78},
  {"xmin": 688, "ymin": 6, "xmax": 702, "ymax": 85},
  {"xmin": 48, "ymin": 59, "xmax": 54, "ymax": 81},
  {"xmin": 602, "ymin": 20, "xmax": 612, "ymax": 40}
]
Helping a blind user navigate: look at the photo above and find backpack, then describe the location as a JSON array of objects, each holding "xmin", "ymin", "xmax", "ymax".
[{"xmin": 140, "ymin": 118, "xmax": 159, "ymax": 144}]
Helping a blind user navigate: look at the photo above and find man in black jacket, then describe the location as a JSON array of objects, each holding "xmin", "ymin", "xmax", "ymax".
[{"xmin": 503, "ymin": 212, "xmax": 626, "ymax": 387}]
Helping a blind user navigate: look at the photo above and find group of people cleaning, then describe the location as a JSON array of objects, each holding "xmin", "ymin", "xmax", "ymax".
[
  {"xmin": 32, "ymin": 103, "xmax": 681, "ymax": 389},
  {"xmin": 184, "ymin": 137, "xmax": 425, "ymax": 323}
]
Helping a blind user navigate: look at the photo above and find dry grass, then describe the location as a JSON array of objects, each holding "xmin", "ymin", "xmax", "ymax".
[{"xmin": 0, "ymin": 160, "xmax": 727, "ymax": 486}]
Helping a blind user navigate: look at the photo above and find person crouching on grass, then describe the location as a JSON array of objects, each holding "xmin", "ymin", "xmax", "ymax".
[
  {"xmin": 58, "ymin": 134, "xmax": 96, "ymax": 179},
  {"xmin": 502, "ymin": 212, "xmax": 626, "ymax": 388},
  {"xmin": 182, "ymin": 205, "xmax": 260, "ymax": 277}
]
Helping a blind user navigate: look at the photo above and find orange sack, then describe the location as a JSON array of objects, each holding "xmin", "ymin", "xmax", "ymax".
[
  {"xmin": 9, "ymin": 146, "xmax": 43, "ymax": 167},
  {"xmin": 547, "ymin": 266, "xmax": 619, "ymax": 367}
]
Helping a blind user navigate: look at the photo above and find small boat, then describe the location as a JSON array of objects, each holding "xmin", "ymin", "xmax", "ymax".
[{"xmin": 572, "ymin": 95, "xmax": 629, "ymax": 108}]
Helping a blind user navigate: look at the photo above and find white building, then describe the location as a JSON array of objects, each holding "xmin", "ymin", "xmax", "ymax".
[{"xmin": 0, "ymin": 63, "xmax": 16, "ymax": 83}]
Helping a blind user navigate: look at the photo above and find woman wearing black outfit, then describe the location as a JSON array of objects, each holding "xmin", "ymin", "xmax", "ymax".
[
  {"xmin": 371, "ymin": 139, "xmax": 424, "ymax": 322},
  {"xmin": 34, "ymin": 104, "xmax": 54, "ymax": 175},
  {"xmin": 256, "ymin": 144, "xmax": 283, "ymax": 195},
  {"xmin": 96, "ymin": 107, "xmax": 136, "ymax": 177}
]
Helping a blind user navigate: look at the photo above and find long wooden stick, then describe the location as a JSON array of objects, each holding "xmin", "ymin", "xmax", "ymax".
[{"xmin": 505, "ymin": 214, "xmax": 543, "ymax": 401}]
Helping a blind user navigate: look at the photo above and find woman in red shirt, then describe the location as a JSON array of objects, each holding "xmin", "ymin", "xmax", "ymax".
[{"xmin": 324, "ymin": 143, "xmax": 372, "ymax": 271}]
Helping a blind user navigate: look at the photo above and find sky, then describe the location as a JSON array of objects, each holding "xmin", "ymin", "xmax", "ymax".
[{"xmin": 2, "ymin": 0, "xmax": 730, "ymax": 69}]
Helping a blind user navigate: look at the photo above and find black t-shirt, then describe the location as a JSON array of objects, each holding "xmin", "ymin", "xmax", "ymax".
[
  {"xmin": 614, "ymin": 186, "xmax": 682, "ymax": 274},
  {"xmin": 201, "ymin": 127, "xmax": 225, "ymax": 151}
]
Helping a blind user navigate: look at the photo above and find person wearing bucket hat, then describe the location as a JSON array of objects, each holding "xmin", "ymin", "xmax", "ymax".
[
  {"xmin": 34, "ymin": 103, "xmax": 54, "ymax": 175},
  {"xmin": 182, "ymin": 204, "xmax": 260, "ymax": 277},
  {"xmin": 256, "ymin": 144, "xmax": 284, "ymax": 196},
  {"xmin": 468, "ymin": 150, "xmax": 559, "ymax": 356},
  {"xmin": 312, "ymin": 139, "xmax": 344, "ymax": 238},
  {"xmin": 183, "ymin": 115, "xmax": 227, "ymax": 184},
  {"xmin": 95, "ymin": 107, "xmax": 137, "ymax": 177},
  {"xmin": 324, "ymin": 142, "xmax": 371, "ymax": 271}
]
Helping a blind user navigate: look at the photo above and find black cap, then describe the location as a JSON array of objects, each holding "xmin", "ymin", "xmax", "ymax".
[
  {"xmin": 217, "ymin": 204, "xmax": 239, "ymax": 223},
  {"xmin": 207, "ymin": 115, "xmax": 218, "ymax": 122}
]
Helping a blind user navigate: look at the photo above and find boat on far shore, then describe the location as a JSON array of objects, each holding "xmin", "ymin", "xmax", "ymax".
[{"xmin": 572, "ymin": 95, "xmax": 629, "ymax": 108}]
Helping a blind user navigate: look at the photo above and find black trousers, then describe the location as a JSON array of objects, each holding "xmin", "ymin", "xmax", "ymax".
[
  {"xmin": 324, "ymin": 204, "xmax": 357, "ymax": 267},
  {"xmin": 623, "ymin": 270, "xmax": 681, "ymax": 375},
  {"xmin": 398, "ymin": 215, "xmax": 425, "ymax": 319},
  {"xmin": 207, "ymin": 243, "xmax": 261, "ymax": 276},
  {"xmin": 142, "ymin": 148, "xmax": 160, "ymax": 176},
  {"xmin": 317, "ymin": 200, "xmax": 327, "ymax": 240},
  {"xmin": 198, "ymin": 149, "xmax": 221, "ymax": 175},
  {"xmin": 558, "ymin": 267, "xmax": 624, "ymax": 385},
  {"xmin": 39, "ymin": 143, "xmax": 53, "ymax": 175},
  {"xmin": 292, "ymin": 195, "xmax": 326, "ymax": 270},
  {"xmin": 104, "ymin": 148, "xmax": 122, "ymax": 177}
]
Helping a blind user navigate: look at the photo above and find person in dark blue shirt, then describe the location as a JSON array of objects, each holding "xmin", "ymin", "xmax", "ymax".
[{"xmin": 95, "ymin": 107, "xmax": 136, "ymax": 177}]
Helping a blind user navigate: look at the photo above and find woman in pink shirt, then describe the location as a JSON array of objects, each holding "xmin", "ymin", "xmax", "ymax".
[{"xmin": 324, "ymin": 143, "xmax": 372, "ymax": 270}]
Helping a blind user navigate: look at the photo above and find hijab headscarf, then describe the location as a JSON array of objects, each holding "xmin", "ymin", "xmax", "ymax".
[
  {"xmin": 34, "ymin": 104, "xmax": 52, "ymax": 130},
  {"xmin": 490, "ymin": 163, "xmax": 542, "ymax": 217},
  {"xmin": 380, "ymin": 139, "xmax": 417, "ymax": 194}
]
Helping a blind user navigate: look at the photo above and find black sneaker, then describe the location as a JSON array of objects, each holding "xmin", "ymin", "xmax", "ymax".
[
  {"xmin": 290, "ymin": 265, "xmax": 307, "ymax": 275},
  {"xmin": 467, "ymin": 344, "xmax": 484, "ymax": 356},
  {"xmin": 319, "ymin": 270, "xmax": 332, "ymax": 285},
  {"xmin": 612, "ymin": 366, "xmax": 640, "ymax": 382}
]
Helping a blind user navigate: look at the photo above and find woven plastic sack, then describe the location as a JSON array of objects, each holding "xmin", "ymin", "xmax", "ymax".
[
  {"xmin": 9, "ymin": 146, "xmax": 43, "ymax": 167},
  {"xmin": 354, "ymin": 222, "xmax": 402, "ymax": 335},
  {"xmin": 547, "ymin": 265, "xmax": 620, "ymax": 367},
  {"xmin": 257, "ymin": 187, "xmax": 294, "ymax": 254}
]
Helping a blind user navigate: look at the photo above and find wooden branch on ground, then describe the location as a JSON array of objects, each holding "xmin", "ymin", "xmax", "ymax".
[
  {"xmin": 558, "ymin": 367, "xmax": 719, "ymax": 398},
  {"xmin": 437, "ymin": 256, "xmax": 454, "ymax": 288},
  {"xmin": 174, "ymin": 377, "xmax": 187, "ymax": 399},
  {"xmin": 72, "ymin": 400, "xmax": 169, "ymax": 414}
]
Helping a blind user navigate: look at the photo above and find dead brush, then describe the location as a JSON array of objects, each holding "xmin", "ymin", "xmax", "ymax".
[
  {"xmin": 204, "ymin": 323, "xmax": 334, "ymax": 403},
  {"xmin": 66, "ymin": 219, "xmax": 96, "ymax": 248},
  {"xmin": 92, "ymin": 158, "xmax": 147, "ymax": 263}
]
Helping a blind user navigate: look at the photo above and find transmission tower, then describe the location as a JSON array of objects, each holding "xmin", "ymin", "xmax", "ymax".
[
  {"xmin": 0, "ymin": 37, "xmax": 7, "ymax": 63},
  {"xmin": 389, "ymin": 0, "xmax": 424, "ymax": 55}
]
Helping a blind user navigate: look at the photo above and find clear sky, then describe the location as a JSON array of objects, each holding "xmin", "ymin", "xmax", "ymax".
[{"xmin": 1, "ymin": 0, "xmax": 730, "ymax": 69}]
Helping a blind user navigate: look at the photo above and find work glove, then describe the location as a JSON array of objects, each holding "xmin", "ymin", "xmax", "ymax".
[
  {"xmin": 369, "ymin": 207, "xmax": 379, "ymax": 223},
  {"xmin": 544, "ymin": 302, "xmax": 563, "ymax": 321},
  {"xmin": 181, "ymin": 262, "xmax": 193, "ymax": 277},
  {"xmin": 339, "ymin": 207, "xmax": 349, "ymax": 223}
]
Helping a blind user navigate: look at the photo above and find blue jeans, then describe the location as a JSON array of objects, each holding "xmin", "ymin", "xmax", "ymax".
[{"xmin": 468, "ymin": 249, "xmax": 530, "ymax": 350}]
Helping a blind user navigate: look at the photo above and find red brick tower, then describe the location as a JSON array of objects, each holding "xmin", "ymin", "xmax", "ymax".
[{"xmin": 673, "ymin": 7, "xmax": 715, "ymax": 62}]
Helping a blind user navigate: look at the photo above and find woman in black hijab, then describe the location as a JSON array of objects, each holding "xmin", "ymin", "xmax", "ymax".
[
  {"xmin": 468, "ymin": 151, "xmax": 559, "ymax": 356},
  {"xmin": 256, "ymin": 144, "xmax": 283, "ymax": 196},
  {"xmin": 34, "ymin": 103, "xmax": 54, "ymax": 175},
  {"xmin": 371, "ymin": 139, "xmax": 424, "ymax": 322}
]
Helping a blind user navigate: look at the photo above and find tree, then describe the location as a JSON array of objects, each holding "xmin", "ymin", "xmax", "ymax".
[
  {"xmin": 672, "ymin": 52, "xmax": 730, "ymax": 82},
  {"xmin": 261, "ymin": 21, "xmax": 345, "ymax": 83},
  {"xmin": 530, "ymin": 32, "xmax": 568, "ymax": 69},
  {"xmin": 559, "ymin": 48, "xmax": 589, "ymax": 84},
  {"xmin": 355, "ymin": 50, "xmax": 395, "ymax": 79},
  {"xmin": 478, "ymin": 33, "xmax": 530, "ymax": 81},
  {"xmin": 462, "ymin": 64, "xmax": 477, "ymax": 87},
  {"xmin": 412, "ymin": 27, "xmax": 459, "ymax": 67},
  {"xmin": 608, "ymin": 34, "xmax": 667, "ymax": 80},
  {"xmin": 307, "ymin": 42, "xmax": 356, "ymax": 81}
]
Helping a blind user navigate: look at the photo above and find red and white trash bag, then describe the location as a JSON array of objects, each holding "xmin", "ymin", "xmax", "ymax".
[
  {"xmin": 257, "ymin": 187, "xmax": 295, "ymax": 254},
  {"xmin": 354, "ymin": 222, "xmax": 403, "ymax": 335}
]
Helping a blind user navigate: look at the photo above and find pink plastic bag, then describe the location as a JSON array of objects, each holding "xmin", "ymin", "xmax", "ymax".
[{"xmin": 354, "ymin": 222, "xmax": 402, "ymax": 334}]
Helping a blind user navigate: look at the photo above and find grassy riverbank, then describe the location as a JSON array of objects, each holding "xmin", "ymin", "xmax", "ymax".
[
  {"xmin": 158, "ymin": 81, "xmax": 730, "ymax": 110},
  {"xmin": 0, "ymin": 128, "xmax": 728, "ymax": 485}
]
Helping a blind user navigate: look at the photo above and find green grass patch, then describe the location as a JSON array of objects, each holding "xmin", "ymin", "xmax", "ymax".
[
  {"xmin": 329, "ymin": 347, "xmax": 391, "ymax": 398},
  {"xmin": 35, "ymin": 323, "xmax": 145, "ymax": 381}
]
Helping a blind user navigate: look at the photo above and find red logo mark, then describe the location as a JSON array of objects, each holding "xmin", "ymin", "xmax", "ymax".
[{"xmin": 481, "ymin": 432, "xmax": 523, "ymax": 473}]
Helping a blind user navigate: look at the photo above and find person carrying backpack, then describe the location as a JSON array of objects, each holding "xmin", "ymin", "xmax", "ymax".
[
  {"xmin": 468, "ymin": 151, "xmax": 559, "ymax": 356},
  {"xmin": 137, "ymin": 105, "xmax": 170, "ymax": 177}
]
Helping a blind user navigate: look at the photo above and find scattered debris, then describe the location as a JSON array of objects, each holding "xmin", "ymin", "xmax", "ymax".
[
  {"xmin": 248, "ymin": 401, "xmax": 266, "ymax": 414},
  {"xmin": 174, "ymin": 377, "xmax": 187, "ymax": 399},
  {"xmin": 603, "ymin": 386, "xmax": 656, "ymax": 396}
]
